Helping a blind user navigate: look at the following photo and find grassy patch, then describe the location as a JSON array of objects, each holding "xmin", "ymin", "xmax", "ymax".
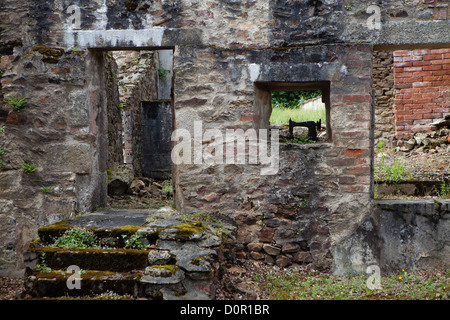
[
  {"xmin": 257, "ymin": 268, "xmax": 449, "ymax": 300},
  {"xmin": 374, "ymin": 141, "xmax": 412, "ymax": 183},
  {"xmin": 270, "ymin": 106, "xmax": 325, "ymax": 125}
]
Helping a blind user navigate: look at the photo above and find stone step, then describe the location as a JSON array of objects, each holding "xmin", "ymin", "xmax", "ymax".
[
  {"xmin": 24, "ymin": 267, "xmax": 214, "ymax": 300},
  {"xmin": 24, "ymin": 246, "xmax": 151, "ymax": 272},
  {"xmin": 23, "ymin": 207, "xmax": 236, "ymax": 300},
  {"xmin": 25, "ymin": 270, "xmax": 143, "ymax": 298}
]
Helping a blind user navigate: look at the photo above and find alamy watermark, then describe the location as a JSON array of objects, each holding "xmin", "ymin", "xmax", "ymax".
[
  {"xmin": 366, "ymin": 5, "xmax": 382, "ymax": 30},
  {"xmin": 366, "ymin": 265, "xmax": 382, "ymax": 290},
  {"xmin": 66, "ymin": 265, "xmax": 82, "ymax": 290},
  {"xmin": 171, "ymin": 121, "xmax": 280, "ymax": 175}
]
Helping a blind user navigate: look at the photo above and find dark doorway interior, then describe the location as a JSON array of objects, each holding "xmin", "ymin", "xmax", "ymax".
[{"xmin": 141, "ymin": 100, "xmax": 173, "ymax": 179}]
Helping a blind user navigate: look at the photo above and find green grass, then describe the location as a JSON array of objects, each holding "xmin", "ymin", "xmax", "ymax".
[
  {"xmin": 374, "ymin": 141, "xmax": 413, "ymax": 183},
  {"xmin": 270, "ymin": 104, "xmax": 325, "ymax": 125},
  {"xmin": 257, "ymin": 268, "xmax": 449, "ymax": 300}
]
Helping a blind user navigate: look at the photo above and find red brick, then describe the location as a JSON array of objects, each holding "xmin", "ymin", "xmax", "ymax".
[
  {"xmin": 423, "ymin": 65, "xmax": 442, "ymax": 71},
  {"xmin": 425, "ymin": 76, "xmax": 443, "ymax": 82},
  {"xmin": 431, "ymin": 49, "xmax": 449, "ymax": 54},
  {"xmin": 432, "ymin": 59, "xmax": 450, "ymax": 65},
  {"xmin": 427, "ymin": 113, "xmax": 444, "ymax": 119},
  {"xmin": 413, "ymin": 82, "xmax": 432, "ymax": 88},
  {"xmin": 393, "ymin": 50, "xmax": 412, "ymax": 57},
  {"xmin": 443, "ymin": 64, "xmax": 450, "ymax": 70},
  {"xmin": 413, "ymin": 49, "xmax": 430, "ymax": 56},
  {"xmin": 397, "ymin": 99, "xmax": 413, "ymax": 104},
  {"xmin": 395, "ymin": 110, "xmax": 411, "ymax": 115},
  {"xmin": 397, "ymin": 77, "xmax": 420, "ymax": 83},
  {"xmin": 423, "ymin": 54, "xmax": 443, "ymax": 60},
  {"xmin": 395, "ymin": 83, "xmax": 413, "ymax": 89},
  {"xmin": 394, "ymin": 67, "xmax": 404, "ymax": 73},
  {"xmin": 338, "ymin": 176, "xmax": 356, "ymax": 184},
  {"xmin": 422, "ymin": 92, "xmax": 440, "ymax": 98},
  {"xmin": 415, "ymin": 98, "xmax": 433, "ymax": 104},
  {"xmin": 344, "ymin": 149, "xmax": 363, "ymax": 156},
  {"xmin": 394, "ymin": 61, "xmax": 413, "ymax": 67},
  {"xmin": 433, "ymin": 70, "xmax": 447, "ymax": 76},
  {"xmin": 415, "ymin": 108, "xmax": 432, "ymax": 114},
  {"xmin": 420, "ymin": 87, "xmax": 440, "ymax": 93},
  {"xmin": 413, "ymin": 71, "xmax": 432, "ymax": 77},
  {"xmin": 400, "ymin": 88, "xmax": 421, "ymax": 94},
  {"xmin": 403, "ymin": 66, "xmax": 423, "ymax": 72},
  {"xmin": 444, "ymin": 53, "xmax": 450, "ymax": 59},
  {"xmin": 404, "ymin": 114, "xmax": 423, "ymax": 120},
  {"xmin": 240, "ymin": 113, "xmax": 259, "ymax": 122},
  {"xmin": 413, "ymin": 60, "xmax": 431, "ymax": 67},
  {"xmin": 395, "ymin": 72, "xmax": 413, "ymax": 78}
]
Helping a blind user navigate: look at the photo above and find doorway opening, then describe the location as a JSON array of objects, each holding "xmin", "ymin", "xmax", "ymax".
[{"xmin": 102, "ymin": 48, "xmax": 174, "ymax": 204}]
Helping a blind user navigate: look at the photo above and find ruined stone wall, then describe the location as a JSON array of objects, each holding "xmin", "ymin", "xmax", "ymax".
[
  {"xmin": 104, "ymin": 52, "xmax": 124, "ymax": 169},
  {"xmin": 0, "ymin": 0, "xmax": 449, "ymax": 276},
  {"xmin": 373, "ymin": 50, "xmax": 395, "ymax": 147},
  {"xmin": 173, "ymin": 43, "xmax": 374, "ymax": 270}
]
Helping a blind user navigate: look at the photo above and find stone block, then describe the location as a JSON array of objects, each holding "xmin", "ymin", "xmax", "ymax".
[
  {"xmin": 293, "ymin": 251, "xmax": 313, "ymax": 264},
  {"xmin": 67, "ymin": 90, "xmax": 90, "ymax": 127},
  {"xmin": 276, "ymin": 255, "xmax": 292, "ymax": 268},
  {"xmin": 0, "ymin": 171, "xmax": 22, "ymax": 197},
  {"xmin": 44, "ymin": 143, "xmax": 92, "ymax": 174},
  {"xmin": 247, "ymin": 242, "xmax": 263, "ymax": 252},
  {"xmin": 282, "ymin": 242, "xmax": 301, "ymax": 254},
  {"xmin": 263, "ymin": 244, "xmax": 281, "ymax": 256}
]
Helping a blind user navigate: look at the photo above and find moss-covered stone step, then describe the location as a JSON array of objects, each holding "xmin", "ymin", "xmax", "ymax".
[
  {"xmin": 24, "ymin": 270, "xmax": 143, "ymax": 298},
  {"xmin": 24, "ymin": 246, "xmax": 150, "ymax": 272}
]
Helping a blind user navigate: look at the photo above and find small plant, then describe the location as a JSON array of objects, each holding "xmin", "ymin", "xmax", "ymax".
[
  {"xmin": 94, "ymin": 290, "xmax": 132, "ymax": 300},
  {"xmin": 117, "ymin": 103, "xmax": 126, "ymax": 110},
  {"xmin": 434, "ymin": 180, "xmax": 450, "ymax": 198},
  {"xmin": 283, "ymin": 134, "xmax": 316, "ymax": 144},
  {"xmin": 344, "ymin": 3, "xmax": 355, "ymax": 11},
  {"xmin": 374, "ymin": 141, "xmax": 412, "ymax": 183},
  {"xmin": 122, "ymin": 233, "xmax": 145, "ymax": 249},
  {"xmin": 162, "ymin": 179, "xmax": 173, "ymax": 194},
  {"xmin": 36, "ymin": 252, "xmax": 51, "ymax": 273},
  {"xmin": 22, "ymin": 161, "xmax": 37, "ymax": 174},
  {"xmin": 41, "ymin": 186, "xmax": 52, "ymax": 193},
  {"xmin": 158, "ymin": 66, "xmax": 167, "ymax": 80},
  {"xmin": 52, "ymin": 227, "xmax": 98, "ymax": 249},
  {"xmin": 7, "ymin": 95, "xmax": 29, "ymax": 112}
]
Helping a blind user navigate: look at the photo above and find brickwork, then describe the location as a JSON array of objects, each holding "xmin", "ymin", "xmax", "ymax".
[{"xmin": 393, "ymin": 48, "xmax": 450, "ymax": 140}]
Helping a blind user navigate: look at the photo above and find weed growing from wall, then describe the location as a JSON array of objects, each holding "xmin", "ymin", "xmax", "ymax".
[{"xmin": 7, "ymin": 95, "xmax": 28, "ymax": 112}]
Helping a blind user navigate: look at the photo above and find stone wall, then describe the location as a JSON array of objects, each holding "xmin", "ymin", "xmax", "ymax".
[
  {"xmin": 393, "ymin": 48, "xmax": 450, "ymax": 140},
  {"xmin": 373, "ymin": 50, "xmax": 395, "ymax": 147},
  {"xmin": 0, "ymin": 0, "xmax": 449, "ymax": 276},
  {"xmin": 104, "ymin": 52, "xmax": 124, "ymax": 169},
  {"xmin": 334, "ymin": 200, "xmax": 450, "ymax": 274}
]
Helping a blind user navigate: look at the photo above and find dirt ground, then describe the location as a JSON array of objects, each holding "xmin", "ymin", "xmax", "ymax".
[
  {"xmin": 375, "ymin": 145, "xmax": 450, "ymax": 181},
  {"xmin": 0, "ymin": 277, "xmax": 25, "ymax": 300}
]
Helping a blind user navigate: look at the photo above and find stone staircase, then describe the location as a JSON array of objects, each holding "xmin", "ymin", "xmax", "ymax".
[{"xmin": 22, "ymin": 207, "xmax": 235, "ymax": 300}]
